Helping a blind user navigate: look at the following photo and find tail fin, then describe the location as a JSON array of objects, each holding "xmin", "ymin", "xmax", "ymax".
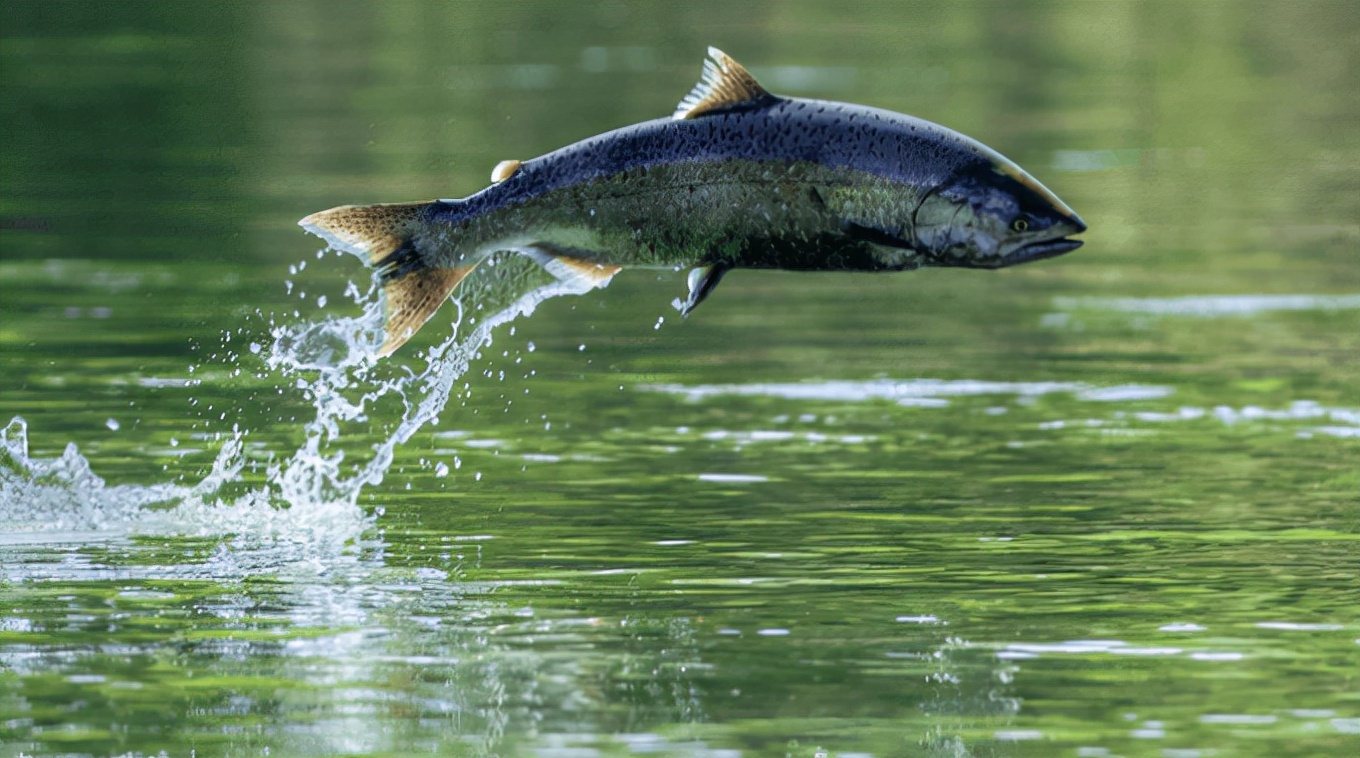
[{"xmin": 299, "ymin": 202, "xmax": 476, "ymax": 357}]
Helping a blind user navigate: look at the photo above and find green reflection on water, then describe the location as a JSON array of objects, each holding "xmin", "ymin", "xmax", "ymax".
[{"xmin": 2, "ymin": 1, "xmax": 1358, "ymax": 757}]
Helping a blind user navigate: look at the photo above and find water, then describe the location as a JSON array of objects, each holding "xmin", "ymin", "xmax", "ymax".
[{"xmin": 2, "ymin": 2, "xmax": 1358, "ymax": 756}]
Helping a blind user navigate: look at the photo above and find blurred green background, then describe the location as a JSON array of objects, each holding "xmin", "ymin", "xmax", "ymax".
[{"xmin": 1, "ymin": 2, "xmax": 1357, "ymax": 757}]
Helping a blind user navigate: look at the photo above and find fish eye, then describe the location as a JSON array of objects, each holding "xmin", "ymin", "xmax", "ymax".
[{"xmin": 1011, "ymin": 218, "xmax": 1029, "ymax": 233}]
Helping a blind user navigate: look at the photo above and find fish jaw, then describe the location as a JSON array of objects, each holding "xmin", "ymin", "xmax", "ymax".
[
  {"xmin": 999, "ymin": 234, "xmax": 1085, "ymax": 267},
  {"xmin": 993, "ymin": 205, "xmax": 1087, "ymax": 267},
  {"xmin": 928, "ymin": 219, "xmax": 1085, "ymax": 270}
]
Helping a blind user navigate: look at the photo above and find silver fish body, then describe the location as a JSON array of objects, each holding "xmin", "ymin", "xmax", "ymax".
[{"xmin": 301, "ymin": 48, "xmax": 1085, "ymax": 356}]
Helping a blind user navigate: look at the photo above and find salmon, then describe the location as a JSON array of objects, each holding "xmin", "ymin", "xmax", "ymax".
[{"xmin": 301, "ymin": 48, "xmax": 1085, "ymax": 356}]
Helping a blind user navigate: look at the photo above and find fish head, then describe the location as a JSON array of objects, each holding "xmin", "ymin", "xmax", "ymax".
[{"xmin": 912, "ymin": 160, "xmax": 1085, "ymax": 269}]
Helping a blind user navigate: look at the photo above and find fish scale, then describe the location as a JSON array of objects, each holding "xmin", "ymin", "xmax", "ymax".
[{"xmin": 300, "ymin": 47, "xmax": 1085, "ymax": 357}]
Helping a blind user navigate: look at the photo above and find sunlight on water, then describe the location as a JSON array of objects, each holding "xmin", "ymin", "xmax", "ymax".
[
  {"xmin": 643, "ymin": 380, "xmax": 1360, "ymax": 439},
  {"xmin": 1052, "ymin": 294, "xmax": 1360, "ymax": 317},
  {"xmin": 642, "ymin": 378, "xmax": 1171, "ymax": 404}
]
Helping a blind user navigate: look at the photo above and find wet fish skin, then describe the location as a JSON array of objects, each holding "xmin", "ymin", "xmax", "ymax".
[
  {"xmin": 434, "ymin": 159, "xmax": 923, "ymax": 272},
  {"xmin": 301, "ymin": 48, "xmax": 1085, "ymax": 356}
]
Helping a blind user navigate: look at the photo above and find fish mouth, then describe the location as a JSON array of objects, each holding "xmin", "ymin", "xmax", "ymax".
[
  {"xmin": 926, "ymin": 235, "xmax": 1084, "ymax": 268},
  {"xmin": 1000, "ymin": 236, "xmax": 1084, "ymax": 266}
]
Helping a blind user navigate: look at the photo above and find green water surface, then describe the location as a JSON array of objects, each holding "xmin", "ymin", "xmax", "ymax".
[{"xmin": 1, "ymin": 2, "xmax": 1357, "ymax": 757}]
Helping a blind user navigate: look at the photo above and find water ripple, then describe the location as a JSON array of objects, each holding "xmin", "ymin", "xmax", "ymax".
[
  {"xmin": 641, "ymin": 378, "xmax": 1169, "ymax": 405},
  {"xmin": 1054, "ymin": 294, "xmax": 1360, "ymax": 316}
]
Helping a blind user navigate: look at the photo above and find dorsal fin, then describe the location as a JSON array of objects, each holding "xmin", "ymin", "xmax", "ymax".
[{"xmin": 674, "ymin": 47, "xmax": 774, "ymax": 120}]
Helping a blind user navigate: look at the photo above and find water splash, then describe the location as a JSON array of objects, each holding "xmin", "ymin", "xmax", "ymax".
[
  {"xmin": 0, "ymin": 416, "xmax": 185, "ymax": 535},
  {"xmin": 0, "ymin": 256, "xmax": 604, "ymax": 572},
  {"xmin": 265, "ymin": 261, "xmax": 599, "ymax": 508}
]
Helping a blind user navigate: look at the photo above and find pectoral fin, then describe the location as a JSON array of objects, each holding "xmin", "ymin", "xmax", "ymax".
[
  {"xmin": 518, "ymin": 244, "xmax": 621, "ymax": 291},
  {"xmin": 678, "ymin": 263, "xmax": 729, "ymax": 317}
]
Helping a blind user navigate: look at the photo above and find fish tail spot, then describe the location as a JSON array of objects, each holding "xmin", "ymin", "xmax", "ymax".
[
  {"xmin": 378, "ymin": 263, "xmax": 478, "ymax": 357},
  {"xmin": 299, "ymin": 201, "xmax": 432, "ymax": 265}
]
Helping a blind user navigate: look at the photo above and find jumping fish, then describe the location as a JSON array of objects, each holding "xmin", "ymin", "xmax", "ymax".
[{"xmin": 301, "ymin": 48, "xmax": 1086, "ymax": 356}]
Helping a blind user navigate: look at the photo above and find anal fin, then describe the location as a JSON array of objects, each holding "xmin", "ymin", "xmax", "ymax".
[
  {"xmin": 380, "ymin": 264, "xmax": 477, "ymax": 357},
  {"xmin": 679, "ymin": 263, "xmax": 729, "ymax": 316},
  {"xmin": 519, "ymin": 244, "xmax": 621, "ymax": 291}
]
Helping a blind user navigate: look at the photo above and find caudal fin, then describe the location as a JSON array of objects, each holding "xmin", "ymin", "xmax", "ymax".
[{"xmin": 299, "ymin": 202, "xmax": 475, "ymax": 357}]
